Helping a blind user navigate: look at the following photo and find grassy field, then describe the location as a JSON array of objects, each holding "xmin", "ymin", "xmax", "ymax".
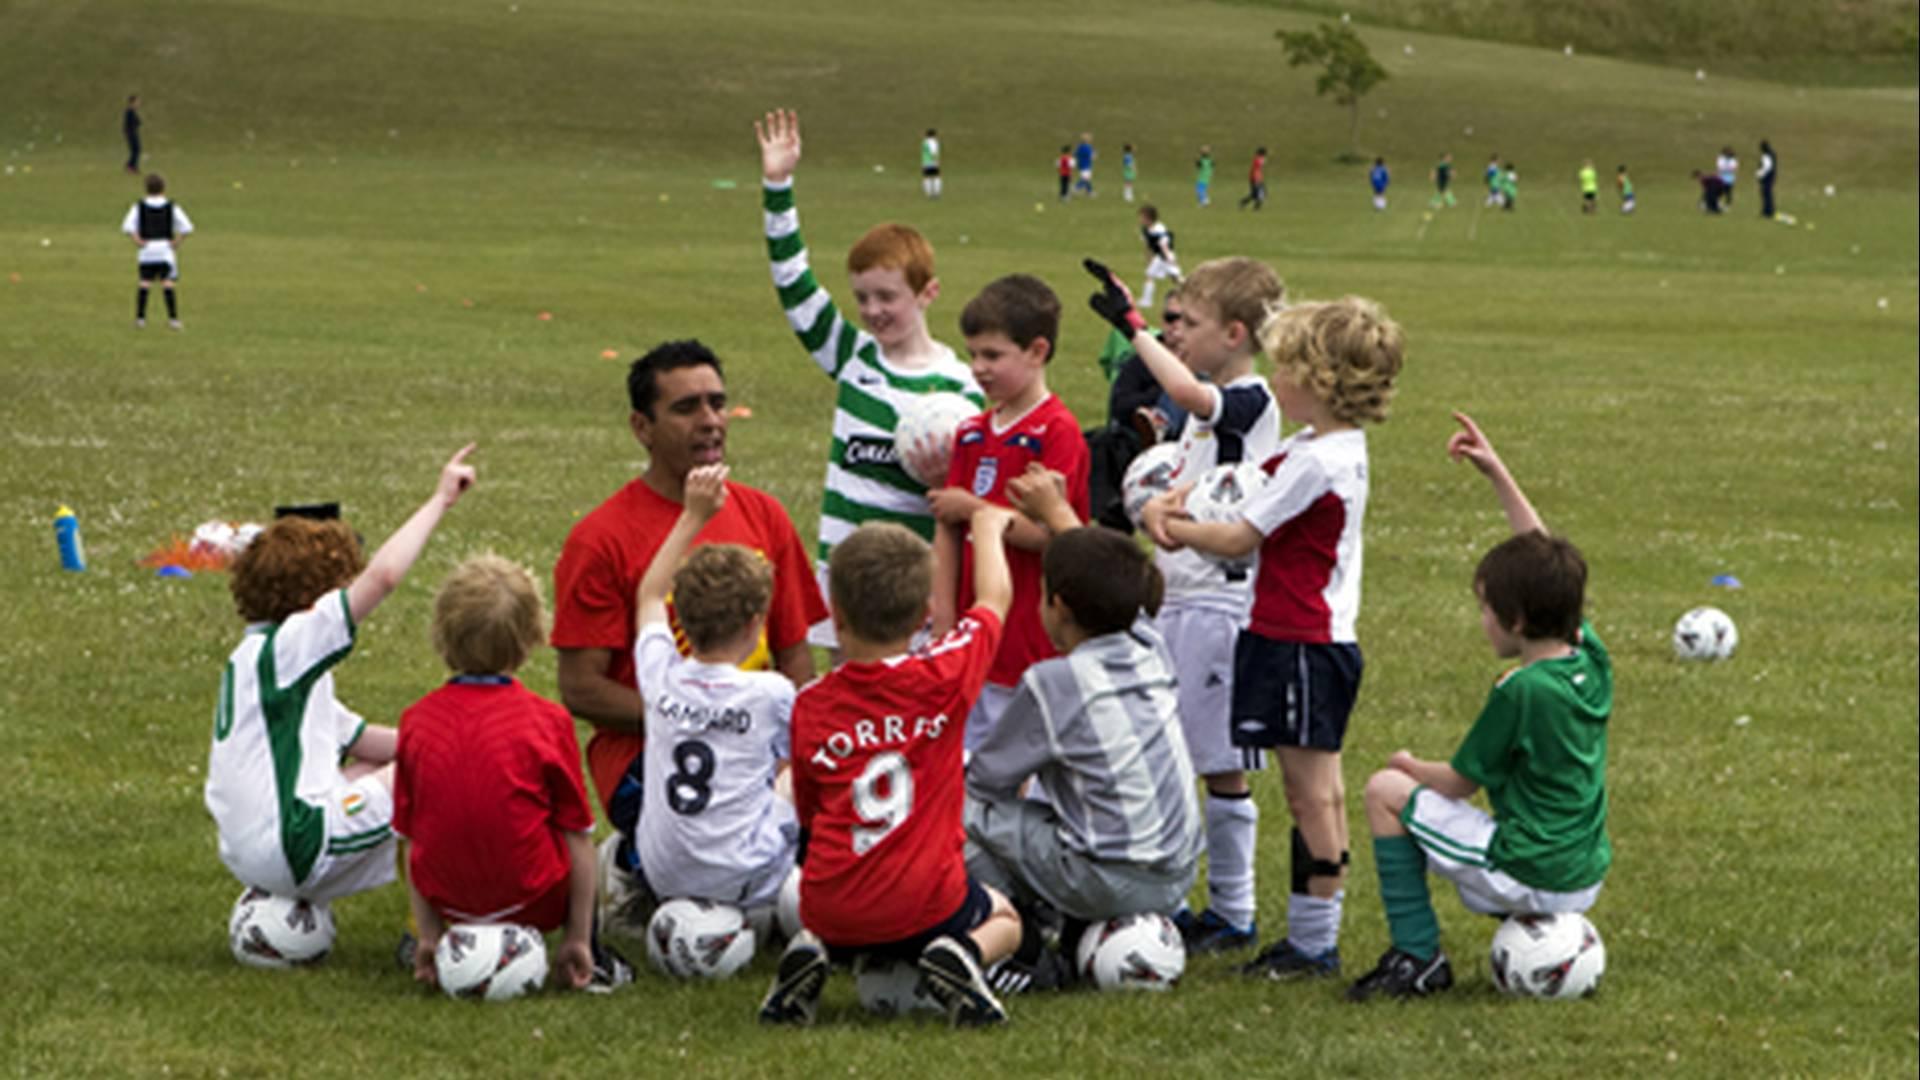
[{"xmin": 2, "ymin": 0, "xmax": 1916, "ymax": 1076}]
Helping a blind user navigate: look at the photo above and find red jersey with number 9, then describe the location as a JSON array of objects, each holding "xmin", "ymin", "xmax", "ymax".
[{"xmin": 789, "ymin": 608, "xmax": 1002, "ymax": 947}]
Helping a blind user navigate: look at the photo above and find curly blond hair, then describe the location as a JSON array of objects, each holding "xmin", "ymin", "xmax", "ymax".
[
  {"xmin": 1263, "ymin": 296, "xmax": 1404, "ymax": 425},
  {"xmin": 229, "ymin": 518, "xmax": 364, "ymax": 624},
  {"xmin": 432, "ymin": 553, "xmax": 546, "ymax": 675},
  {"xmin": 673, "ymin": 544, "xmax": 773, "ymax": 653}
]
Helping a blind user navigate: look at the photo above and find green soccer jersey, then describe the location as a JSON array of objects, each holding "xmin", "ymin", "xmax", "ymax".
[
  {"xmin": 1619, "ymin": 174, "xmax": 1635, "ymax": 198},
  {"xmin": 1195, "ymin": 155, "xmax": 1214, "ymax": 185},
  {"xmin": 1450, "ymin": 619, "xmax": 1612, "ymax": 892},
  {"xmin": 1579, "ymin": 166, "xmax": 1599, "ymax": 194},
  {"xmin": 761, "ymin": 181, "xmax": 984, "ymax": 564}
]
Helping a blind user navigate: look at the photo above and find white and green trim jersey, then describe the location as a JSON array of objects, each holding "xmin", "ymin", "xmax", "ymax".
[
  {"xmin": 204, "ymin": 590, "xmax": 377, "ymax": 893},
  {"xmin": 762, "ymin": 180, "xmax": 984, "ymax": 561}
]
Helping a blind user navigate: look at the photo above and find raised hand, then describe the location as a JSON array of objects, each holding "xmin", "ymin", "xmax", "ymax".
[
  {"xmin": 1445, "ymin": 411, "xmax": 1505, "ymax": 477},
  {"xmin": 683, "ymin": 463, "xmax": 730, "ymax": 520},
  {"xmin": 755, "ymin": 109, "xmax": 803, "ymax": 185},
  {"xmin": 1083, "ymin": 257, "xmax": 1146, "ymax": 335},
  {"xmin": 437, "ymin": 443, "xmax": 477, "ymax": 506}
]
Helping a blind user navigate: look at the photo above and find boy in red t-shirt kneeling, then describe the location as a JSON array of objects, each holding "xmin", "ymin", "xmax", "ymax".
[{"xmin": 760, "ymin": 512, "xmax": 1022, "ymax": 1027}]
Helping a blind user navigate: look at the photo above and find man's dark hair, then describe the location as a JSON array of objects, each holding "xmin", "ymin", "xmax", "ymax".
[
  {"xmin": 1042, "ymin": 527, "xmax": 1163, "ymax": 638},
  {"xmin": 628, "ymin": 339, "xmax": 723, "ymax": 417},
  {"xmin": 1474, "ymin": 530, "xmax": 1587, "ymax": 643}
]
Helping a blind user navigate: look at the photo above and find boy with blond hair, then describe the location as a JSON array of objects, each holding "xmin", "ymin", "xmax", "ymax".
[
  {"xmin": 397, "ymin": 553, "xmax": 622, "ymax": 992},
  {"xmin": 1083, "ymin": 254, "xmax": 1286, "ymax": 953},
  {"xmin": 928, "ymin": 275, "xmax": 1090, "ymax": 748},
  {"xmin": 1348, "ymin": 414, "xmax": 1610, "ymax": 1000},
  {"xmin": 632, "ymin": 465, "xmax": 799, "ymax": 913},
  {"xmin": 206, "ymin": 447, "xmax": 474, "ymax": 910},
  {"xmin": 755, "ymin": 109, "xmax": 983, "ymax": 652},
  {"xmin": 761, "ymin": 512, "xmax": 1024, "ymax": 1027},
  {"xmin": 1143, "ymin": 297, "xmax": 1405, "ymax": 982}
]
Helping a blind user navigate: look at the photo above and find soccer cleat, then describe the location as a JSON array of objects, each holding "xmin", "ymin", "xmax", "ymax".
[
  {"xmin": 1178, "ymin": 909, "xmax": 1259, "ymax": 954},
  {"xmin": 983, "ymin": 946, "xmax": 1070, "ymax": 995},
  {"xmin": 596, "ymin": 834, "xmax": 656, "ymax": 939},
  {"xmin": 393, "ymin": 930, "xmax": 418, "ymax": 972},
  {"xmin": 585, "ymin": 941, "xmax": 635, "ymax": 994},
  {"xmin": 134, "ymin": 319, "xmax": 146, "ymax": 329},
  {"xmin": 1346, "ymin": 947, "xmax": 1454, "ymax": 1002},
  {"xmin": 759, "ymin": 930, "xmax": 830, "ymax": 1025},
  {"xmin": 917, "ymin": 936, "xmax": 1008, "ymax": 1027},
  {"xmin": 1241, "ymin": 938, "xmax": 1340, "ymax": 981},
  {"xmin": 168, "ymin": 319, "xmax": 184, "ymax": 331}
]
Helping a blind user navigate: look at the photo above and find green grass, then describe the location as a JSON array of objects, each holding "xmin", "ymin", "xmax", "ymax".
[{"xmin": 2, "ymin": 0, "xmax": 1916, "ymax": 1076}]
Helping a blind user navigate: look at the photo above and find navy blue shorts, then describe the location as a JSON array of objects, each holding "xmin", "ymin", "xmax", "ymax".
[
  {"xmin": 138, "ymin": 261, "xmax": 178, "ymax": 282},
  {"xmin": 1230, "ymin": 635, "xmax": 1363, "ymax": 751},
  {"xmin": 824, "ymin": 877, "xmax": 991, "ymax": 964}
]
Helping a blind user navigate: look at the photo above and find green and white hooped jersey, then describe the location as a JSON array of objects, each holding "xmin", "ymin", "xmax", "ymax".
[
  {"xmin": 204, "ymin": 590, "xmax": 378, "ymax": 893},
  {"xmin": 762, "ymin": 180, "xmax": 984, "ymax": 561}
]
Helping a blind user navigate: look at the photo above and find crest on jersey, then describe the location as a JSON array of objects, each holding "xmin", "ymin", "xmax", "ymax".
[
  {"xmin": 341, "ymin": 792, "xmax": 367, "ymax": 817},
  {"xmin": 972, "ymin": 458, "xmax": 999, "ymax": 496}
]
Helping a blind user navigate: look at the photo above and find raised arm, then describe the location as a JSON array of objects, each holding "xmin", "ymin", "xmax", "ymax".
[
  {"xmin": 346, "ymin": 444, "xmax": 475, "ymax": 624},
  {"xmin": 967, "ymin": 506, "xmax": 1016, "ymax": 622},
  {"xmin": 757, "ymin": 109, "xmax": 872, "ymax": 380},
  {"xmin": 635, "ymin": 464, "xmax": 728, "ymax": 627},
  {"xmin": 1447, "ymin": 412, "xmax": 1545, "ymax": 535},
  {"xmin": 1083, "ymin": 258, "xmax": 1216, "ymax": 418}
]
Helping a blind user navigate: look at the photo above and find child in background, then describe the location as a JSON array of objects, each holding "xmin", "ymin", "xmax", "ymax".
[
  {"xmin": 1500, "ymin": 162, "xmax": 1519, "ymax": 211},
  {"xmin": 1073, "ymin": 133, "xmax": 1096, "ymax": 197},
  {"xmin": 1369, "ymin": 158, "xmax": 1390, "ymax": 211},
  {"xmin": 921, "ymin": 128, "xmax": 941, "ymax": 199},
  {"xmin": 1195, "ymin": 146, "xmax": 1215, "ymax": 207},
  {"xmin": 1122, "ymin": 143, "xmax": 1138, "ymax": 203},
  {"xmin": 121, "ymin": 172, "xmax": 193, "ymax": 329},
  {"xmin": 754, "ymin": 110, "xmax": 983, "ymax": 651},
  {"xmin": 1057, "ymin": 146, "xmax": 1073, "ymax": 202},
  {"xmin": 761, "ymin": 513, "xmax": 1024, "ymax": 1027},
  {"xmin": 929, "ymin": 275, "xmax": 1090, "ymax": 749},
  {"xmin": 207, "ymin": 446, "xmax": 475, "ymax": 908},
  {"xmin": 632, "ymin": 464, "xmax": 799, "ymax": 916},
  {"xmin": 1137, "ymin": 205, "xmax": 1183, "ymax": 310},
  {"xmin": 1578, "ymin": 159, "xmax": 1599, "ymax": 215},
  {"xmin": 1484, "ymin": 153, "xmax": 1503, "ymax": 207},
  {"xmin": 1429, "ymin": 152, "xmax": 1456, "ymax": 209},
  {"xmin": 1142, "ymin": 298, "xmax": 1405, "ymax": 982},
  {"xmin": 1347, "ymin": 413, "xmax": 1611, "ymax": 1001},
  {"xmin": 1239, "ymin": 147, "xmax": 1268, "ymax": 210},
  {"xmin": 397, "ymin": 553, "xmax": 622, "ymax": 993},
  {"xmin": 1616, "ymin": 165, "xmax": 1636, "ymax": 214}
]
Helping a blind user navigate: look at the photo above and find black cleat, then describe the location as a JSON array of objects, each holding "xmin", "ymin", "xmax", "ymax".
[
  {"xmin": 917, "ymin": 936, "xmax": 1008, "ymax": 1027},
  {"xmin": 759, "ymin": 930, "xmax": 829, "ymax": 1025},
  {"xmin": 1346, "ymin": 947, "xmax": 1454, "ymax": 1002}
]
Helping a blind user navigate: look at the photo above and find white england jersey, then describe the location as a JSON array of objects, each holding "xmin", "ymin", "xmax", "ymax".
[
  {"xmin": 1159, "ymin": 375, "xmax": 1282, "ymax": 613},
  {"xmin": 204, "ymin": 590, "xmax": 381, "ymax": 894},
  {"xmin": 634, "ymin": 623, "xmax": 798, "ymax": 905},
  {"xmin": 121, "ymin": 196, "xmax": 193, "ymax": 265}
]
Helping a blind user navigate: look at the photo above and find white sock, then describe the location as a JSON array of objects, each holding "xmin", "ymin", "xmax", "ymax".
[
  {"xmin": 1286, "ymin": 890, "xmax": 1343, "ymax": 956},
  {"xmin": 934, "ymin": 178, "xmax": 943, "ymax": 197},
  {"xmin": 1140, "ymin": 280, "xmax": 1157, "ymax": 309},
  {"xmin": 1204, "ymin": 792, "xmax": 1257, "ymax": 930}
]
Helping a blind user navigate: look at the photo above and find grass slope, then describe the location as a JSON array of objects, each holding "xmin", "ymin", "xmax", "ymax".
[{"xmin": 1, "ymin": 0, "xmax": 1915, "ymax": 1076}]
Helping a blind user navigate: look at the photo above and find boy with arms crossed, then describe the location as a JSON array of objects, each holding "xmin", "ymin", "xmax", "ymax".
[
  {"xmin": 928, "ymin": 275, "xmax": 1090, "ymax": 748},
  {"xmin": 1142, "ymin": 298, "xmax": 1405, "ymax": 981},
  {"xmin": 755, "ymin": 109, "xmax": 984, "ymax": 650},
  {"xmin": 632, "ymin": 465, "xmax": 798, "ymax": 914},
  {"xmin": 398, "ymin": 554, "xmax": 620, "ymax": 992},
  {"xmin": 1347, "ymin": 413, "xmax": 1610, "ymax": 1000},
  {"xmin": 761, "ymin": 513, "xmax": 1024, "ymax": 1027},
  {"xmin": 1083, "ymin": 255, "xmax": 1287, "ymax": 953}
]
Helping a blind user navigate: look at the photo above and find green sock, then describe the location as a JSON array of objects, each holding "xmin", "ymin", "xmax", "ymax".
[{"xmin": 1374, "ymin": 835, "xmax": 1441, "ymax": 961}]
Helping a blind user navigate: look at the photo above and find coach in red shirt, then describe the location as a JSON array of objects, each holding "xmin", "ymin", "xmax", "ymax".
[{"xmin": 553, "ymin": 340, "xmax": 825, "ymax": 849}]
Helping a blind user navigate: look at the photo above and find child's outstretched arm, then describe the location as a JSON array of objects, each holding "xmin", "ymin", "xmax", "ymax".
[
  {"xmin": 1082, "ymin": 258, "xmax": 1216, "ymax": 418},
  {"xmin": 1447, "ymin": 412, "xmax": 1546, "ymax": 535},
  {"xmin": 968, "ymin": 505, "xmax": 1016, "ymax": 622},
  {"xmin": 755, "ymin": 108, "xmax": 802, "ymax": 185},
  {"xmin": 347, "ymin": 444, "xmax": 476, "ymax": 624},
  {"xmin": 930, "ymin": 520, "xmax": 960, "ymax": 636},
  {"xmin": 635, "ymin": 464, "xmax": 728, "ymax": 626}
]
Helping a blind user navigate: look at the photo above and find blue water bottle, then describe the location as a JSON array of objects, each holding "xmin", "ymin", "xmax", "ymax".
[{"xmin": 55, "ymin": 505, "xmax": 86, "ymax": 571}]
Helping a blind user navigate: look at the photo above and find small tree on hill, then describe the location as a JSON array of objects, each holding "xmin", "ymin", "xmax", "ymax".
[{"xmin": 1276, "ymin": 22, "xmax": 1388, "ymax": 161}]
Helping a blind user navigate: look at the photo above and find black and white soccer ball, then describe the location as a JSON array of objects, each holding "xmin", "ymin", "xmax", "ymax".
[
  {"xmin": 227, "ymin": 887, "xmax": 334, "ymax": 969},
  {"xmin": 1120, "ymin": 442, "xmax": 1183, "ymax": 527},
  {"xmin": 1489, "ymin": 912, "xmax": 1606, "ymax": 1000},
  {"xmin": 1184, "ymin": 462, "xmax": 1268, "ymax": 571},
  {"xmin": 434, "ymin": 922, "xmax": 549, "ymax": 1002},
  {"xmin": 852, "ymin": 956, "xmax": 944, "ymax": 1017},
  {"xmin": 895, "ymin": 391, "xmax": 979, "ymax": 487},
  {"xmin": 1672, "ymin": 606, "xmax": 1738, "ymax": 661},
  {"xmin": 1075, "ymin": 912, "xmax": 1186, "ymax": 991},
  {"xmin": 646, "ymin": 898, "xmax": 756, "ymax": 979}
]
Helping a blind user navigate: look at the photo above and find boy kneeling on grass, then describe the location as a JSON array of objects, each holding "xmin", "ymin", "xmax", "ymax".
[
  {"xmin": 397, "ymin": 552, "xmax": 630, "ymax": 993},
  {"xmin": 1346, "ymin": 413, "xmax": 1612, "ymax": 1001}
]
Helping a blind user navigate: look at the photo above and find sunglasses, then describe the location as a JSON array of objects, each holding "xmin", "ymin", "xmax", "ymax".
[{"xmin": 1161, "ymin": 311, "xmax": 1184, "ymax": 325}]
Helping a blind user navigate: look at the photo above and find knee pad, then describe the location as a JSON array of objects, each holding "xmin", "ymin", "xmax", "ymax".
[{"xmin": 1289, "ymin": 827, "xmax": 1350, "ymax": 894}]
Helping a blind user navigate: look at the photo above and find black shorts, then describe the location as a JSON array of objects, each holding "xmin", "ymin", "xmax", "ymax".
[
  {"xmin": 1583, "ymin": 191, "xmax": 1596, "ymax": 202},
  {"xmin": 923, "ymin": 165, "xmax": 940, "ymax": 177},
  {"xmin": 1230, "ymin": 635, "xmax": 1363, "ymax": 751},
  {"xmin": 823, "ymin": 877, "xmax": 991, "ymax": 964},
  {"xmin": 138, "ymin": 261, "xmax": 177, "ymax": 282}
]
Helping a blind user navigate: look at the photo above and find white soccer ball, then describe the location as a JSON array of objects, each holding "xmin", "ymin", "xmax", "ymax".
[
  {"xmin": 1672, "ymin": 606, "xmax": 1738, "ymax": 661},
  {"xmin": 853, "ymin": 957, "xmax": 944, "ymax": 1017},
  {"xmin": 434, "ymin": 922, "xmax": 549, "ymax": 1002},
  {"xmin": 1075, "ymin": 912, "xmax": 1186, "ymax": 992},
  {"xmin": 227, "ymin": 887, "xmax": 334, "ymax": 969},
  {"xmin": 894, "ymin": 391, "xmax": 980, "ymax": 487},
  {"xmin": 1183, "ymin": 461, "xmax": 1268, "ymax": 570},
  {"xmin": 1489, "ymin": 913, "xmax": 1606, "ymax": 1000},
  {"xmin": 646, "ymin": 898, "xmax": 757, "ymax": 980},
  {"xmin": 1120, "ymin": 442, "xmax": 1183, "ymax": 527},
  {"xmin": 775, "ymin": 866, "xmax": 804, "ymax": 940},
  {"xmin": 190, "ymin": 520, "xmax": 240, "ymax": 559}
]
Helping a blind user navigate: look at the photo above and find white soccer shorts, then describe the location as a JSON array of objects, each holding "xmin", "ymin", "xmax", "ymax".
[
  {"xmin": 1403, "ymin": 787, "xmax": 1601, "ymax": 917},
  {"xmin": 1158, "ymin": 605, "xmax": 1260, "ymax": 776}
]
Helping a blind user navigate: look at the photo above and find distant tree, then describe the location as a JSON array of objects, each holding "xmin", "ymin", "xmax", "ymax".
[{"xmin": 1276, "ymin": 22, "xmax": 1389, "ymax": 160}]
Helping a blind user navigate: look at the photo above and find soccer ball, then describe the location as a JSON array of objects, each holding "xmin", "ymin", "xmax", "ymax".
[
  {"xmin": 1489, "ymin": 913, "xmax": 1606, "ymax": 1000},
  {"xmin": 853, "ymin": 957, "xmax": 943, "ymax": 1017},
  {"xmin": 646, "ymin": 898, "xmax": 756, "ymax": 980},
  {"xmin": 1183, "ymin": 461, "xmax": 1268, "ymax": 570},
  {"xmin": 1120, "ymin": 442, "xmax": 1183, "ymax": 526},
  {"xmin": 774, "ymin": 866, "xmax": 804, "ymax": 940},
  {"xmin": 894, "ymin": 391, "xmax": 979, "ymax": 487},
  {"xmin": 227, "ymin": 887, "xmax": 334, "ymax": 969},
  {"xmin": 1672, "ymin": 606, "xmax": 1738, "ymax": 661},
  {"xmin": 190, "ymin": 520, "xmax": 239, "ymax": 560},
  {"xmin": 1075, "ymin": 912, "xmax": 1186, "ymax": 991},
  {"xmin": 434, "ymin": 922, "xmax": 549, "ymax": 1002}
]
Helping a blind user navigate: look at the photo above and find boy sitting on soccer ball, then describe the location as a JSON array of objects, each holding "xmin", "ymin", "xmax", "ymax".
[
  {"xmin": 1345, "ymin": 413, "xmax": 1612, "ymax": 1001},
  {"xmin": 395, "ymin": 552, "xmax": 621, "ymax": 992},
  {"xmin": 206, "ymin": 446, "xmax": 474, "ymax": 911}
]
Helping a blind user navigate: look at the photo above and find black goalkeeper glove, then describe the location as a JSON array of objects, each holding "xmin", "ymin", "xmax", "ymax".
[{"xmin": 1083, "ymin": 258, "xmax": 1147, "ymax": 336}]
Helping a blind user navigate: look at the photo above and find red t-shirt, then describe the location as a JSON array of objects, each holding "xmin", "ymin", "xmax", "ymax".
[
  {"xmin": 1057, "ymin": 154, "xmax": 1072, "ymax": 177},
  {"xmin": 552, "ymin": 478, "xmax": 826, "ymax": 811},
  {"xmin": 944, "ymin": 395, "xmax": 1090, "ymax": 687},
  {"xmin": 393, "ymin": 678, "xmax": 595, "ymax": 921},
  {"xmin": 790, "ymin": 608, "xmax": 1002, "ymax": 947}
]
